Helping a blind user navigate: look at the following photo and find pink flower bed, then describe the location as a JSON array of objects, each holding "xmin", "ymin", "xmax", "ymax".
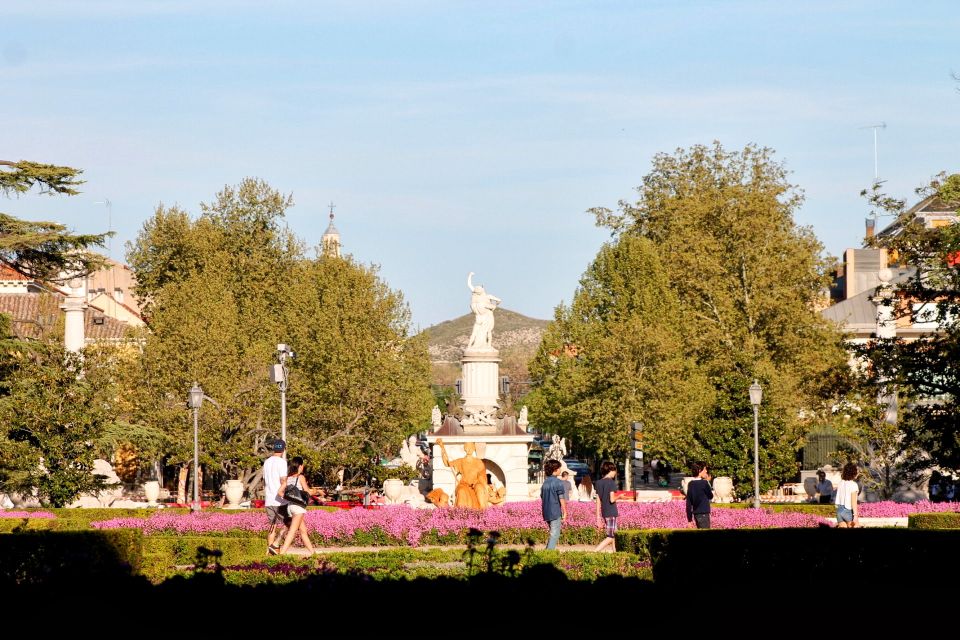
[
  {"xmin": 858, "ymin": 500, "xmax": 960, "ymax": 517},
  {"xmin": 0, "ymin": 511, "xmax": 55, "ymax": 519},
  {"xmin": 91, "ymin": 501, "xmax": 829, "ymax": 545}
]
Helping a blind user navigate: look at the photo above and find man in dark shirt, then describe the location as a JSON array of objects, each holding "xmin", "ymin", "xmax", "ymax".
[
  {"xmin": 540, "ymin": 459, "xmax": 567, "ymax": 550},
  {"xmin": 686, "ymin": 461, "xmax": 713, "ymax": 529},
  {"xmin": 594, "ymin": 460, "xmax": 620, "ymax": 552}
]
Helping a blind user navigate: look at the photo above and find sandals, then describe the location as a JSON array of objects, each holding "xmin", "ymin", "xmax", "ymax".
[{"xmin": 267, "ymin": 545, "xmax": 280, "ymax": 555}]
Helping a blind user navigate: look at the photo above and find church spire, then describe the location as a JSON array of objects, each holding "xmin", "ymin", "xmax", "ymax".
[{"xmin": 321, "ymin": 201, "xmax": 341, "ymax": 258}]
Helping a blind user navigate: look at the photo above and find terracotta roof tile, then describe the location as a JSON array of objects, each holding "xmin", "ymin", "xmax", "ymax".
[{"xmin": 0, "ymin": 292, "xmax": 131, "ymax": 341}]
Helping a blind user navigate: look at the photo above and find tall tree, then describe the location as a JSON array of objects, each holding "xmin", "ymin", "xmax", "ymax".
[
  {"xmin": 284, "ymin": 256, "xmax": 434, "ymax": 475},
  {"xmin": 127, "ymin": 178, "xmax": 431, "ymax": 492},
  {"xmin": 0, "ymin": 346, "xmax": 114, "ymax": 506},
  {"xmin": 0, "ymin": 160, "xmax": 109, "ymax": 280},
  {"xmin": 528, "ymin": 235, "xmax": 713, "ymax": 464},
  {"xmin": 543, "ymin": 142, "xmax": 848, "ymax": 495},
  {"xmin": 127, "ymin": 179, "xmax": 304, "ymax": 491},
  {"xmin": 858, "ymin": 173, "xmax": 960, "ymax": 475}
]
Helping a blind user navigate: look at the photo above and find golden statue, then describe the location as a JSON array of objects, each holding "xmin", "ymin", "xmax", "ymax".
[
  {"xmin": 426, "ymin": 488, "xmax": 450, "ymax": 508},
  {"xmin": 436, "ymin": 438, "xmax": 489, "ymax": 509},
  {"xmin": 487, "ymin": 483, "xmax": 506, "ymax": 505}
]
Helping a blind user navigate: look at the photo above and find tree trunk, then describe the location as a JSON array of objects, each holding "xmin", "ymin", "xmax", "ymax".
[{"xmin": 177, "ymin": 464, "xmax": 188, "ymax": 503}]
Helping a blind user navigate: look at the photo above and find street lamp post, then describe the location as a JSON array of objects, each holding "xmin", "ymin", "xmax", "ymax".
[
  {"xmin": 188, "ymin": 382, "xmax": 204, "ymax": 512},
  {"xmin": 748, "ymin": 380, "xmax": 763, "ymax": 509},
  {"xmin": 270, "ymin": 344, "xmax": 295, "ymax": 455}
]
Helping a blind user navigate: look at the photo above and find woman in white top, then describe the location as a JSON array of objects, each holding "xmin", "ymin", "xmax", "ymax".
[
  {"xmin": 834, "ymin": 462, "xmax": 860, "ymax": 528},
  {"xmin": 578, "ymin": 474, "xmax": 597, "ymax": 502}
]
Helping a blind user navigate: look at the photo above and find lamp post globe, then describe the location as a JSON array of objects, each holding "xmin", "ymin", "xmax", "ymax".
[{"xmin": 748, "ymin": 380, "xmax": 762, "ymax": 509}]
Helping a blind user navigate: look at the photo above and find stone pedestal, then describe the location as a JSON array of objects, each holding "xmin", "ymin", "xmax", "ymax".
[
  {"xmin": 60, "ymin": 280, "xmax": 87, "ymax": 354},
  {"xmin": 426, "ymin": 435, "xmax": 534, "ymax": 503},
  {"xmin": 460, "ymin": 348, "xmax": 501, "ymax": 416}
]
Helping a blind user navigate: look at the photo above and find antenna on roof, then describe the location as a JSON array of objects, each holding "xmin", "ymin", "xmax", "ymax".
[{"xmin": 858, "ymin": 122, "xmax": 886, "ymax": 181}]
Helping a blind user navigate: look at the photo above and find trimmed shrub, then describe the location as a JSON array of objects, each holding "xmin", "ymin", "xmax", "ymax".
[
  {"xmin": 909, "ymin": 512, "xmax": 960, "ymax": 529},
  {"xmin": 714, "ymin": 503, "xmax": 835, "ymax": 517},
  {"xmin": 0, "ymin": 530, "xmax": 144, "ymax": 588},
  {"xmin": 648, "ymin": 528, "xmax": 960, "ymax": 587}
]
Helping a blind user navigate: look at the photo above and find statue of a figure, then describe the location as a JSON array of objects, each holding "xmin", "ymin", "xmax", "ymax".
[
  {"xmin": 436, "ymin": 438, "xmax": 489, "ymax": 509},
  {"xmin": 398, "ymin": 435, "xmax": 421, "ymax": 469},
  {"xmin": 518, "ymin": 406, "xmax": 528, "ymax": 427},
  {"xmin": 464, "ymin": 407, "xmax": 497, "ymax": 426},
  {"xmin": 545, "ymin": 434, "xmax": 567, "ymax": 462},
  {"xmin": 431, "ymin": 405, "xmax": 443, "ymax": 429},
  {"xmin": 466, "ymin": 272, "xmax": 502, "ymax": 350}
]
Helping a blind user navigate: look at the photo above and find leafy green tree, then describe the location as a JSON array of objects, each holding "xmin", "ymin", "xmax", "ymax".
[
  {"xmin": 0, "ymin": 160, "xmax": 109, "ymax": 280},
  {"xmin": 127, "ymin": 178, "xmax": 431, "ymax": 492},
  {"xmin": 858, "ymin": 173, "xmax": 960, "ymax": 475},
  {"xmin": 0, "ymin": 346, "xmax": 114, "ymax": 506},
  {"xmin": 538, "ymin": 142, "xmax": 848, "ymax": 495},
  {"xmin": 528, "ymin": 235, "xmax": 712, "ymax": 465},
  {"xmin": 284, "ymin": 255, "xmax": 433, "ymax": 477},
  {"xmin": 126, "ymin": 180, "xmax": 304, "ymax": 491}
]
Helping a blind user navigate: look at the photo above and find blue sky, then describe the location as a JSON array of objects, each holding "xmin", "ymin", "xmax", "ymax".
[{"xmin": 4, "ymin": 1, "xmax": 959, "ymax": 328}]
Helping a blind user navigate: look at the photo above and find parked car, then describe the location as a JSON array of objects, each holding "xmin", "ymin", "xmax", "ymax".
[{"xmin": 563, "ymin": 459, "xmax": 591, "ymax": 484}]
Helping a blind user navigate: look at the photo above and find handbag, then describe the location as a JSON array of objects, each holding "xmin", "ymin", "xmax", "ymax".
[{"xmin": 283, "ymin": 478, "xmax": 309, "ymax": 507}]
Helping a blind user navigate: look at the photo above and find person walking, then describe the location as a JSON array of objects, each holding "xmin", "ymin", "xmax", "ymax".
[
  {"xmin": 835, "ymin": 462, "xmax": 860, "ymax": 528},
  {"xmin": 276, "ymin": 456, "xmax": 316, "ymax": 555},
  {"xmin": 594, "ymin": 460, "xmax": 619, "ymax": 552},
  {"xmin": 815, "ymin": 470, "xmax": 834, "ymax": 505},
  {"xmin": 560, "ymin": 470, "xmax": 576, "ymax": 501},
  {"xmin": 685, "ymin": 461, "xmax": 713, "ymax": 529},
  {"xmin": 540, "ymin": 459, "xmax": 567, "ymax": 550},
  {"xmin": 578, "ymin": 474, "xmax": 596, "ymax": 502},
  {"xmin": 263, "ymin": 439, "xmax": 290, "ymax": 554}
]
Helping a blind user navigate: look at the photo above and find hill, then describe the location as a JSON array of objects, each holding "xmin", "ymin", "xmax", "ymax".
[{"xmin": 423, "ymin": 308, "xmax": 549, "ymax": 388}]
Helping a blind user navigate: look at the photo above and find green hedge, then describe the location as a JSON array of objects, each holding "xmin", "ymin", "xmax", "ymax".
[
  {"xmin": 164, "ymin": 547, "xmax": 650, "ymax": 586},
  {"xmin": 142, "ymin": 535, "xmax": 270, "ymax": 581},
  {"xmin": 647, "ymin": 528, "xmax": 960, "ymax": 587},
  {"xmin": 0, "ymin": 529, "xmax": 144, "ymax": 588},
  {"xmin": 908, "ymin": 512, "xmax": 960, "ymax": 529},
  {"xmin": 713, "ymin": 503, "xmax": 836, "ymax": 517},
  {"xmin": 615, "ymin": 529, "xmax": 671, "ymax": 560}
]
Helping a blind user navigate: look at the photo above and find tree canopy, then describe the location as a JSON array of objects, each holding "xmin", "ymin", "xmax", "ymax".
[
  {"xmin": 0, "ymin": 160, "xmax": 109, "ymax": 281},
  {"xmin": 533, "ymin": 142, "xmax": 848, "ymax": 494},
  {"xmin": 858, "ymin": 173, "xmax": 960, "ymax": 476},
  {"xmin": 125, "ymin": 178, "xmax": 432, "ymax": 490}
]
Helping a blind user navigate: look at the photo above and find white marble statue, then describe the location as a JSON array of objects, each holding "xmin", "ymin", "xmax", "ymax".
[
  {"xmin": 464, "ymin": 407, "xmax": 497, "ymax": 426},
  {"xmin": 398, "ymin": 435, "xmax": 421, "ymax": 469},
  {"xmin": 431, "ymin": 405, "xmax": 443, "ymax": 429},
  {"xmin": 545, "ymin": 434, "xmax": 567, "ymax": 462},
  {"xmin": 466, "ymin": 272, "xmax": 502, "ymax": 350},
  {"xmin": 518, "ymin": 406, "xmax": 529, "ymax": 428}
]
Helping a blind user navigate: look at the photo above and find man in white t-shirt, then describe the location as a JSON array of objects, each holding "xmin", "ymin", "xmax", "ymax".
[{"xmin": 263, "ymin": 439, "xmax": 291, "ymax": 554}]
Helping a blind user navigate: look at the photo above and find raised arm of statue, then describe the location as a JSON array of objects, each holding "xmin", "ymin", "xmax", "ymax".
[{"xmin": 436, "ymin": 438, "xmax": 451, "ymax": 470}]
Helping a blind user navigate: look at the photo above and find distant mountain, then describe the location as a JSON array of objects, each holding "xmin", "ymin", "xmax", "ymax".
[{"xmin": 423, "ymin": 308, "xmax": 550, "ymax": 386}]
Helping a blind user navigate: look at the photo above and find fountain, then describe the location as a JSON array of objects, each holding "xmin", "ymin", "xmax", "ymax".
[{"xmin": 427, "ymin": 273, "xmax": 534, "ymax": 505}]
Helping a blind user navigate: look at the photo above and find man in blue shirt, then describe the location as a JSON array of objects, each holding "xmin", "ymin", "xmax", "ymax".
[{"xmin": 540, "ymin": 459, "xmax": 567, "ymax": 550}]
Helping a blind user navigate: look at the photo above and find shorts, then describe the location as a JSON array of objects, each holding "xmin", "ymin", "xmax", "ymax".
[
  {"xmin": 287, "ymin": 504, "xmax": 307, "ymax": 517},
  {"xmin": 836, "ymin": 505, "xmax": 854, "ymax": 523},
  {"xmin": 604, "ymin": 517, "xmax": 618, "ymax": 538},
  {"xmin": 266, "ymin": 505, "xmax": 291, "ymax": 526}
]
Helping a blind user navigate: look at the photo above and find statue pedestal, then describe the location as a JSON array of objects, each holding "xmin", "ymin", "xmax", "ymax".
[
  {"xmin": 426, "ymin": 435, "xmax": 535, "ymax": 504},
  {"xmin": 460, "ymin": 348, "xmax": 501, "ymax": 415}
]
